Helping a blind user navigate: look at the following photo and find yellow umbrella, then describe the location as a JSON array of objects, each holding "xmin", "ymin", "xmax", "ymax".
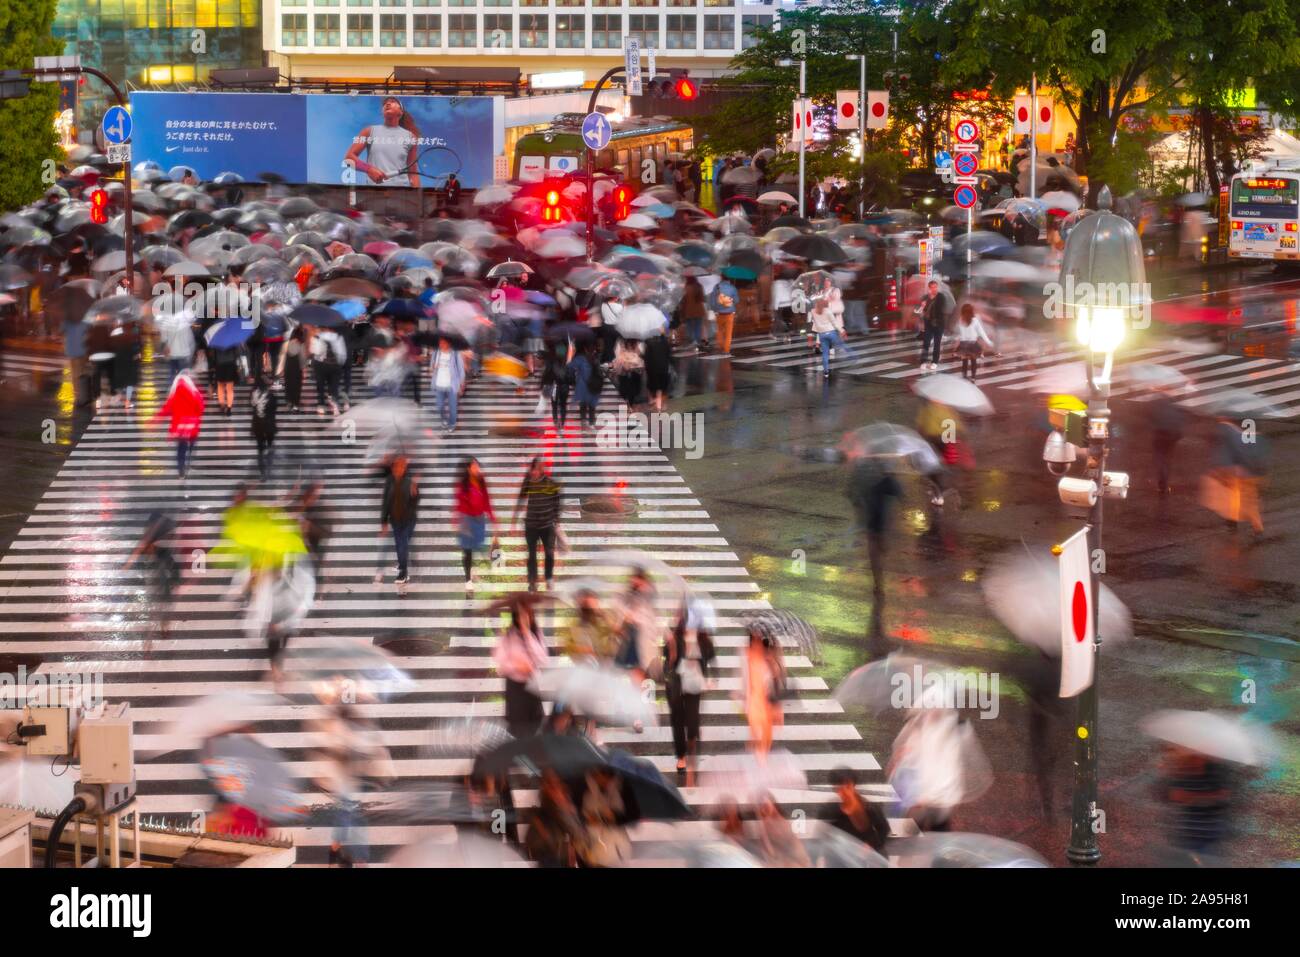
[
  {"xmin": 1048, "ymin": 394, "xmax": 1086, "ymax": 411},
  {"xmin": 213, "ymin": 502, "xmax": 306, "ymax": 570},
  {"xmin": 482, "ymin": 352, "xmax": 528, "ymax": 384}
]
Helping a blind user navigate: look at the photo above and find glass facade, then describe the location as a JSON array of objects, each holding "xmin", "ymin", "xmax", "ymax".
[{"xmin": 54, "ymin": 0, "xmax": 263, "ymax": 132}]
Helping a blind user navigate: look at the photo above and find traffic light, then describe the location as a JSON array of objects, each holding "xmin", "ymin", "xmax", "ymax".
[
  {"xmin": 542, "ymin": 186, "xmax": 562, "ymax": 223},
  {"xmin": 612, "ymin": 184, "xmax": 633, "ymax": 222},
  {"xmin": 649, "ymin": 69, "xmax": 699, "ymax": 100},
  {"xmin": 88, "ymin": 187, "xmax": 109, "ymax": 225}
]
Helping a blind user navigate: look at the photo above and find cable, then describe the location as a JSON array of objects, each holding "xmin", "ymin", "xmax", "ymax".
[{"xmin": 44, "ymin": 796, "xmax": 88, "ymax": 868}]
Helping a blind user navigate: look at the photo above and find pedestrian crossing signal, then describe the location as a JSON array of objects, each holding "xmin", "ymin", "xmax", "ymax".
[
  {"xmin": 542, "ymin": 188, "xmax": 562, "ymax": 223},
  {"xmin": 88, "ymin": 187, "xmax": 109, "ymax": 225},
  {"xmin": 613, "ymin": 184, "xmax": 633, "ymax": 221}
]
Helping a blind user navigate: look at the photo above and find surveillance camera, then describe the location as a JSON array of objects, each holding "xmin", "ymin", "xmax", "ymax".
[{"xmin": 1042, "ymin": 430, "xmax": 1077, "ymax": 475}]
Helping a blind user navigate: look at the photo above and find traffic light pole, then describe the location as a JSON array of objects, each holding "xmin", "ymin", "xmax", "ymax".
[
  {"xmin": 585, "ymin": 66, "xmax": 625, "ymax": 262},
  {"xmin": 25, "ymin": 65, "xmax": 135, "ymax": 293}
]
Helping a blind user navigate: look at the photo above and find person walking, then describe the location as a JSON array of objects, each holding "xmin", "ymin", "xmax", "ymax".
[
  {"xmin": 158, "ymin": 307, "xmax": 195, "ymax": 383},
  {"xmin": 276, "ymin": 325, "xmax": 306, "ymax": 412},
  {"xmin": 848, "ymin": 457, "xmax": 902, "ymax": 652},
  {"xmin": 250, "ymin": 374, "xmax": 279, "ymax": 480},
  {"xmin": 511, "ymin": 455, "xmax": 564, "ymax": 593},
  {"xmin": 918, "ymin": 280, "xmax": 952, "ymax": 371},
  {"xmin": 380, "ymin": 452, "xmax": 420, "ymax": 586},
  {"xmin": 820, "ymin": 768, "xmax": 890, "ymax": 852},
  {"xmin": 453, "ymin": 456, "xmax": 497, "ymax": 595},
  {"xmin": 311, "ymin": 326, "xmax": 346, "ymax": 416},
  {"xmin": 155, "ymin": 367, "xmax": 206, "ymax": 478},
  {"xmin": 810, "ymin": 293, "xmax": 857, "ymax": 378},
  {"xmin": 611, "ymin": 338, "xmax": 646, "ymax": 408},
  {"xmin": 1202, "ymin": 414, "xmax": 1269, "ymax": 539},
  {"xmin": 741, "ymin": 626, "xmax": 785, "ymax": 758},
  {"xmin": 62, "ymin": 315, "xmax": 90, "ymax": 407},
  {"xmin": 664, "ymin": 596, "xmax": 716, "ymax": 785},
  {"xmin": 679, "ymin": 273, "xmax": 708, "ymax": 352},
  {"xmin": 493, "ymin": 596, "xmax": 549, "ymax": 739},
  {"xmin": 211, "ymin": 340, "xmax": 243, "ymax": 417},
  {"xmin": 429, "ymin": 336, "xmax": 466, "ymax": 433},
  {"xmin": 569, "ymin": 339, "xmax": 604, "ymax": 429},
  {"xmin": 110, "ymin": 318, "xmax": 142, "ymax": 411},
  {"xmin": 707, "ymin": 275, "xmax": 739, "ymax": 357},
  {"xmin": 1150, "ymin": 385, "xmax": 1190, "ymax": 495},
  {"xmin": 541, "ymin": 340, "xmax": 575, "ymax": 432},
  {"xmin": 954, "ymin": 304, "xmax": 994, "ymax": 380}
]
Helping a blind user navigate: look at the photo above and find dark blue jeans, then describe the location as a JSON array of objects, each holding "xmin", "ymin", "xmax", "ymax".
[
  {"xmin": 392, "ymin": 521, "xmax": 415, "ymax": 578},
  {"xmin": 176, "ymin": 438, "xmax": 196, "ymax": 477},
  {"xmin": 920, "ymin": 326, "xmax": 943, "ymax": 365}
]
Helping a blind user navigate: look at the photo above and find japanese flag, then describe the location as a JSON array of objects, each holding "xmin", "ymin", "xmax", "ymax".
[
  {"xmin": 1013, "ymin": 95, "xmax": 1032, "ymax": 134},
  {"xmin": 791, "ymin": 98, "xmax": 813, "ymax": 142},
  {"xmin": 1036, "ymin": 98, "xmax": 1055, "ymax": 135},
  {"xmin": 835, "ymin": 90, "xmax": 859, "ymax": 130},
  {"xmin": 866, "ymin": 90, "xmax": 889, "ymax": 129},
  {"xmin": 1058, "ymin": 528, "xmax": 1094, "ymax": 698}
]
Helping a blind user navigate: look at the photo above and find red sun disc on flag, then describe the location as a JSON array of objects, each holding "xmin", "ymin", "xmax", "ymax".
[
  {"xmin": 1040, "ymin": 105, "xmax": 1052, "ymax": 123},
  {"xmin": 1071, "ymin": 581, "xmax": 1088, "ymax": 642},
  {"xmin": 871, "ymin": 101, "xmax": 886, "ymax": 118},
  {"xmin": 1016, "ymin": 106, "xmax": 1029, "ymax": 123},
  {"xmin": 840, "ymin": 102, "xmax": 855, "ymax": 118}
]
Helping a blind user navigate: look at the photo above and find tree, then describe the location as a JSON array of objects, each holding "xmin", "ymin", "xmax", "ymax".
[{"xmin": 0, "ymin": 0, "xmax": 62, "ymax": 211}]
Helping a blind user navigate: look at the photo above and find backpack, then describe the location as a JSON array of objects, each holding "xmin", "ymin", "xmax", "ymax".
[
  {"xmin": 584, "ymin": 358, "xmax": 604, "ymax": 394},
  {"xmin": 320, "ymin": 335, "xmax": 342, "ymax": 368}
]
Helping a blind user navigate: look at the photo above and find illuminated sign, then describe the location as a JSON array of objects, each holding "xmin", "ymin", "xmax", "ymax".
[{"xmin": 1245, "ymin": 179, "xmax": 1289, "ymax": 190}]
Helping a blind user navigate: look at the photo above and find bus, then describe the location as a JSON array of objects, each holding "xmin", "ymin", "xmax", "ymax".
[
  {"xmin": 1227, "ymin": 168, "xmax": 1300, "ymax": 261},
  {"xmin": 513, "ymin": 114, "xmax": 694, "ymax": 183}
]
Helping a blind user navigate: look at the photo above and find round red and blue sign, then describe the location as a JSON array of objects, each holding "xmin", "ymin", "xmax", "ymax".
[
  {"xmin": 954, "ymin": 152, "xmax": 978, "ymax": 176},
  {"xmin": 953, "ymin": 184, "xmax": 978, "ymax": 209}
]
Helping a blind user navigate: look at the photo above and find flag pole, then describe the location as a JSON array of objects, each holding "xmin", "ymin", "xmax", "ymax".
[{"xmin": 1030, "ymin": 71, "xmax": 1038, "ymax": 198}]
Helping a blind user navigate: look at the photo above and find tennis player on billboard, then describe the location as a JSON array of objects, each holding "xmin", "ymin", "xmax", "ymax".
[{"xmin": 343, "ymin": 96, "xmax": 421, "ymax": 187}]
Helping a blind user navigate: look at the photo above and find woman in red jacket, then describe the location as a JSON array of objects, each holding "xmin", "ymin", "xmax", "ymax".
[
  {"xmin": 453, "ymin": 456, "xmax": 497, "ymax": 595},
  {"xmin": 155, "ymin": 368, "xmax": 206, "ymax": 477}
]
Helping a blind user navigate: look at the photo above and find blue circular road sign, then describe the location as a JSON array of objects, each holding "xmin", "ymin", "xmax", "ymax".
[
  {"xmin": 581, "ymin": 112, "xmax": 612, "ymax": 152},
  {"xmin": 101, "ymin": 106, "xmax": 132, "ymax": 145},
  {"xmin": 953, "ymin": 184, "xmax": 978, "ymax": 209},
  {"xmin": 935, "ymin": 150, "xmax": 952, "ymax": 168},
  {"xmin": 954, "ymin": 152, "xmax": 978, "ymax": 176}
]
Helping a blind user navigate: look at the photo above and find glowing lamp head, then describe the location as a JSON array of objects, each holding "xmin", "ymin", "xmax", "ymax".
[{"xmin": 1076, "ymin": 305, "xmax": 1125, "ymax": 354}]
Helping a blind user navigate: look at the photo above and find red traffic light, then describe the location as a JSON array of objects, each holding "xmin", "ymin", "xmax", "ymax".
[
  {"xmin": 673, "ymin": 77, "xmax": 698, "ymax": 101},
  {"xmin": 613, "ymin": 184, "xmax": 633, "ymax": 220},
  {"xmin": 88, "ymin": 188, "xmax": 109, "ymax": 225},
  {"xmin": 542, "ymin": 187, "xmax": 563, "ymax": 222}
]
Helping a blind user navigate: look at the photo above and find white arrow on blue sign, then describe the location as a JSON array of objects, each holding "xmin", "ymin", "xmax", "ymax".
[
  {"xmin": 101, "ymin": 105, "xmax": 132, "ymax": 145},
  {"xmin": 581, "ymin": 112, "xmax": 612, "ymax": 152},
  {"xmin": 935, "ymin": 150, "xmax": 952, "ymax": 168}
]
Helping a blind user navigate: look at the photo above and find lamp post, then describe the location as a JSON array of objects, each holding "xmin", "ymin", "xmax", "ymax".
[
  {"xmin": 777, "ymin": 58, "xmax": 807, "ymax": 217},
  {"xmin": 1056, "ymin": 187, "xmax": 1147, "ymax": 866},
  {"xmin": 846, "ymin": 53, "xmax": 866, "ymax": 219}
]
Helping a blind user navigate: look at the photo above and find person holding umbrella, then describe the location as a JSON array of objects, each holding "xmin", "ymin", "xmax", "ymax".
[
  {"xmin": 664, "ymin": 596, "xmax": 716, "ymax": 784},
  {"xmin": 540, "ymin": 339, "xmax": 575, "ymax": 432},
  {"xmin": 453, "ymin": 456, "xmax": 497, "ymax": 596},
  {"xmin": 809, "ymin": 291, "xmax": 857, "ymax": 378},
  {"xmin": 707, "ymin": 274, "xmax": 739, "ymax": 358},
  {"xmin": 512, "ymin": 455, "xmax": 564, "ymax": 593},
  {"xmin": 491, "ymin": 594, "xmax": 550, "ymax": 739},
  {"xmin": 154, "ymin": 366, "xmax": 206, "ymax": 478},
  {"xmin": 380, "ymin": 451, "xmax": 420, "ymax": 587},
  {"xmin": 429, "ymin": 335, "xmax": 466, "ymax": 433},
  {"xmin": 953, "ymin": 303, "xmax": 995, "ymax": 381},
  {"xmin": 569, "ymin": 339, "xmax": 604, "ymax": 430},
  {"xmin": 275, "ymin": 325, "xmax": 307, "ymax": 412},
  {"xmin": 249, "ymin": 374, "xmax": 278, "ymax": 481}
]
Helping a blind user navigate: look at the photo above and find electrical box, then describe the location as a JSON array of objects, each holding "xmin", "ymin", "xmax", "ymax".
[
  {"xmin": 1048, "ymin": 408, "xmax": 1088, "ymax": 447},
  {"xmin": 78, "ymin": 703, "xmax": 133, "ymax": 786},
  {"xmin": 22, "ymin": 706, "xmax": 71, "ymax": 757}
]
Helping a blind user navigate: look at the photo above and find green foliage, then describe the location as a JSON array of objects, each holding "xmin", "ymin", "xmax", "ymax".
[{"xmin": 0, "ymin": 0, "xmax": 62, "ymax": 211}]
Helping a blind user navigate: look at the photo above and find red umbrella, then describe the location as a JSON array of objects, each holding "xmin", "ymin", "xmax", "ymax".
[{"xmin": 365, "ymin": 240, "xmax": 400, "ymax": 258}]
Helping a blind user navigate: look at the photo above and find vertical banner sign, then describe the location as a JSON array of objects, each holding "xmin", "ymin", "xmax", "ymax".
[
  {"xmin": 928, "ymin": 225, "xmax": 944, "ymax": 267},
  {"xmin": 865, "ymin": 90, "xmax": 889, "ymax": 129},
  {"xmin": 646, "ymin": 45, "xmax": 657, "ymax": 83},
  {"xmin": 1036, "ymin": 98, "xmax": 1055, "ymax": 136},
  {"xmin": 835, "ymin": 90, "xmax": 858, "ymax": 131},
  {"xmin": 1219, "ymin": 186, "xmax": 1230, "ymax": 247},
  {"xmin": 791, "ymin": 98, "xmax": 811, "ymax": 143},
  {"xmin": 1013, "ymin": 95, "xmax": 1032, "ymax": 134},
  {"xmin": 624, "ymin": 37, "xmax": 643, "ymax": 96},
  {"xmin": 918, "ymin": 238, "xmax": 929, "ymax": 277},
  {"xmin": 1058, "ymin": 528, "xmax": 1095, "ymax": 698}
]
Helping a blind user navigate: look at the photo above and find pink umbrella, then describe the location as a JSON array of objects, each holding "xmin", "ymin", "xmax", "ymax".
[
  {"xmin": 251, "ymin": 232, "xmax": 283, "ymax": 249},
  {"xmin": 366, "ymin": 240, "xmax": 401, "ymax": 258},
  {"xmin": 325, "ymin": 240, "xmax": 354, "ymax": 259}
]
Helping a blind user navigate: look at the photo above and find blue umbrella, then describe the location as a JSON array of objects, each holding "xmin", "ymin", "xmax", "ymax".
[
  {"xmin": 721, "ymin": 264, "xmax": 758, "ymax": 281},
  {"xmin": 289, "ymin": 303, "xmax": 346, "ymax": 329},
  {"xmin": 525, "ymin": 290, "xmax": 558, "ymax": 307},
  {"xmin": 372, "ymin": 298, "xmax": 425, "ymax": 320},
  {"xmin": 168, "ymin": 165, "xmax": 194, "ymax": 183},
  {"xmin": 332, "ymin": 299, "xmax": 367, "ymax": 322},
  {"xmin": 213, "ymin": 171, "xmax": 244, "ymax": 185},
  {"xmin": 645, "ymin": 203, "xmax": 678, "ymax": 219},
  {"xmin": 205, "ymin": 317, "xmax": 257, "ymax": 349}
]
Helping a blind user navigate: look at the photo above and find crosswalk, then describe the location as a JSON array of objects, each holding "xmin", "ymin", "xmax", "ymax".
[
  {"xmin": 0, "ymin": 356, "xmax": 900, "ymax": 864},
  {"xmin": 729, "ymin": 328, "xmax": 1300, "ymax": 417},
  {"xmin": 0, "ymin": 349, "xmax": 66, "ymax": 384}
]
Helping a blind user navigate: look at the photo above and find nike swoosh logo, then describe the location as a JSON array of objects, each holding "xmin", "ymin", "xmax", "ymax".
[{"xmin": 166, "ymin": 146, "xmax": 182, "ymax": 152}]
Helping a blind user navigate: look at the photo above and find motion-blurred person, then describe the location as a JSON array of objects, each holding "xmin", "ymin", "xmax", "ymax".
[
  {"xmin": 742, "ymin": 626, "xmax": 785, "ymax": 758},
  {"xmin": 718, "ymin": 798, "xmax": 746, "ymax": 842},
  {"xmin": 453, "ymin": 456, "xmax": 497, "ymax": 595},
  {"xmin": 611, "ymin": 337, "xmax": 646, "ymax": 407},
  {"xmin": 664, "ymin": 596, "xmax": 716, "ymax": 784},
  {"xmin": 525, "ymin": 769, "xmax": 582, "ymax": 867},
  {"xmin": 249, "ymin": 374, "xmax": 278, "ymax": 480},
  {"xmin": 311, "ymin": 324, "xmax": 346, "ymax": 416},
  {"xmin": 211, "ymin": 337, "xmax": 244, "ymax": 417},
  {"xmin": 492, "ymin": 597, "xmax": 549, "ymax": 739},
  {"xmin": 847, "ymin": 458, "xmax": 902, "ymax": 648},
  {"xmin": 821, "ymin": 767, "xmax": 890, "ymax": 852},
  {"xmin": 644, "ymin": 326, "xmax": 673, "ymax": 412},
  {"xmin": 810, "ymin": 292, "xmax": 856, "ymax": 378},
  {"xmin": 707, "ymin": 274, "xmax": 739, "ymax": 357},
  {"xmin": 679, "ymin": 272, "xmax": 708, "ymax": 351},
  {"xmin": 380, "ymin": 452, "xmax": 420, "ymax": 587},
  {"xmin": 124, "ymin": 511, "xmax": 180, "ymax": 642},
  {"xmin": 569, "ymin": 339, "xmax": 604, "ymax": 429},
  {"xmin": 430, "ymin": 335, "xmax": 466, "ymax": 433},
  {"xmin": 756, "ymin": 794, "xmax": 810, "ymax": 867},
  {"xmin": 1156, "ymin": 743, "xmax": 1234, "ymax": 863},
  {"xmin": 562, "ymin": 589, "xmax": 619, "ymax": 664},
  {"xmin": 1150, "ymin": 385, "xmax": 1190, "ymax": 495},
  {"xmin": 613, "ymin": 567, "xmax": 664, "ymax": 689},
  {"xmin": 541, "ymin": 340, "xmax": 575, "ymax": 431},
  {"xmin": 954, "ymin": 304, "xmax": 994, "ymax": 381},
  {"xmin": 579, "ymin": 768, "xmax": 630, "ymax": 867},
  {"xmin": 1201, "ymin": 414, "xmax": 1269, "ymax": 539},
  {"xmin": 511, "ymin": 456, "xmax": 564, "ymax": 593},
  {"xmin": 154, "ymin": 367, "xmax": 206, "ymax": 478},
  {"xmin": 275, "ymin": 325, "xmax": 306, "ymax": 412}
]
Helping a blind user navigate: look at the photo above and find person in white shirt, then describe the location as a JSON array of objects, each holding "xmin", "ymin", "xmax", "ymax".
[
  {"xmin": 809, "ymin": 293, "xmax": 858, "ymax": 378},
  {"xmin": 955, "ymin": 303, "xmax": 995, "ymax": 380}
]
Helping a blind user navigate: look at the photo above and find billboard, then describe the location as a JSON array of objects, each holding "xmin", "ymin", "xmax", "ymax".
[{"xmin": 128, "ymin": 92, "xmax": 501, "ymax": 188}]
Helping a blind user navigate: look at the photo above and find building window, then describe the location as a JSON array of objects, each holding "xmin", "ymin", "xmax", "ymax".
[
  {"xmin": 347, "ymin": 0, "xmax": 370, "ymax": 6},
  {"xmin": 412, "ymin": 0, "xmax": 439, "ymax": 5},
  {"xmin": 703, "ymin": 13, "xmax": 731, "ymax": 48},
  {"xmin": 284, "ymin": 0, "xmax": 306, "ymax": 6},
  {"xmin": 447, "ymin": 0, "xmax": 473, "ymax": 6},
  {"xmin": 412, "ymin": 12, "xmax": 441, "ymax": 44},
  {"xmin": 628, "ymin": 0, "xmax": 657, "ymax": 6},
  {"xmin": 742, "ymin": 13, "xmax": 771, "ymax": 48},
  {"xmin": 627, "ymin": 14, "xmax": 658, "ymax": 47},
  {"xmin": 520, "ymin": 0, "xmax": 548, "ymax": 5},
  {"xmin": 519, "ymin": 13, "xmax": 547, "ymax": 46},
  {"xmin": 282, "ymin": 12, "xmax": 307, "ymax": 45},
  {"xmin": 483, "ymin": 13, "xmax": 511, "ymax": 45},
  {"xmin": 703, "ymin": 0, "xmax": 731, "ymax": 5},
  {"xmin": 483, "ymin": 0, "xmax": 509, "ymax": 6},
  {"xmin": 666, "ymin": 0, "xmax": 695, "ymax": 6},
  {"xmin": 665, "ymin": 14, "xmax": 694, "ymax": 49},
  {"xmin": 346, "ymin": 12, "xmax": 373, "ymax": 44},
  {"xmin": 379, "ymin": 0, "xmax": 406, "ymax": 6},
  {"xmin": 591, "ymin": 0, "xmax": 619, "ymax": 7},
  {"xmin": 555, "ymin": 13, "xmax": 583, "ymax": 46},
  {"xmin": 447, "ymin": 13, "xmax": 476, "ymax": 45},
  {"xmin": 379, "ymin": 12, "xmax": 406, "ymax": 44},
  {"xmin": 591, "ymin": 13, "xmax": 619, "ymax": 47},
  {"xmin": 555, "ymin": 0, "xmax": 582, "ymax": 6},
  {"xmin": 314, "ymin": 0, "xmax": 338, "ymax": 6},
  {"xmin": 314, "ymin": 12, "xmax": 340, "ymax": 44}
]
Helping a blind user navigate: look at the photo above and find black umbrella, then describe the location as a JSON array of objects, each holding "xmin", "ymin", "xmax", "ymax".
[
  {"xmin": 168, "ymin": 209, "xmax": 213, "ymax": 233},
  {"xmin": 372, "ymin": 298, "xmax": 425, "ymax": 320},
  {"xmin": 306, "ymin": 277, "xmax": 383, "ymax": 301},
  {"xmin": 611, "ymin": 254, "xmax": 661, "ymax": 276},
  {"xmin": 473, "ymin": 733, "xmax": 604, "ymax": 779},
  {"xmin": 43, "ymin": 283, "xmax": 96, "ymax": 325},
  {"xmin": 769, "ymin": 214, "xmax": 812, "ymax": 230},
  {"xmin": 605, "ymin": 749, "xmax": 692, "ymax": 822},
  {"xmin": 413, "ymin": 330, "xmax": 470, "ymax": 350},
  {"xmin": 545, "ymin": 321, "xmax": 596, "ymax": 343},
  {"xmin": 0, "ymin": 264, "xmax": 33, "ymax": 290},
  {"xmin": 256, "ymin": 171, "xmax": 286, "ymax": 185},
  {"xmin": 290, "ymin": 303, "xmax": 346, "ymax": 329},
  {"xmin": 279, "ymin": 196, "xmax": 319, "ymax": 220},
  {"xmin": 780, "ymin": 233, "xmax": 847, "ymax": 263}
]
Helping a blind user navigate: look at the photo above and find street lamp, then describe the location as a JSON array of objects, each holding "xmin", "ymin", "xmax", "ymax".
[
  {"xmin": 777, "ymin": 58, "xmax": 807, "ymax": 217},
  {"xmin": 845, "ymin": 54, "xmax": 866, "ymax": 219},
  {"xmin": 1055, "ymin": 186, "xmax": 1146, "ymax": 866}
]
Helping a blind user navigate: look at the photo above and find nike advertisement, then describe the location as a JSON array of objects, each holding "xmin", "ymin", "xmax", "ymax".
[{"xmin": 128, "ymin": 91, "xmax": 501, "ymax": 188}]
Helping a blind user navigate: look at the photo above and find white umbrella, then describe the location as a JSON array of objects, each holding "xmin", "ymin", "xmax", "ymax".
[
  {"xmin": 423, "ymin": 717, "xmax": 514, "ymax": 757},
  {"xmin": 890, "ymin": 832, "xmax": 1049, "ymax": 868},
  {"xmin": 387, "ymin": 832, "xmax": 527, "ymax": 868},
  {"xmin": 981, "ymin": 552, "xmax": 1133, "ymax": 655},
  {"xmin": 1125, "ymin": 363, "xmax": 1192, "ymax": 391},
  {"xmin": 138, "ymin": 691, "xmax": 289, "ymax": 759},
  {"xmin": 969, "ymin": 259, "xmax": 1053, "ymax": 282},
  {"xmin": 340, "ymin": 397, "xmax": 420, "ymax": 435},
  {"xmin": 758, "ymin": 190, "xmax": 798, "ymax": 205},
  {"xmin": 617, "ymin": 213, "xmax": 658, "ymax": 231},
  {"xmin": 534, "ymin": 665, "xmax": 658, "ymax": 727},
  {"xmin": 613, "ymin": 302, "xmax": 668, "ymax": 339},
  {"xmin": 1024, "ymin": 362, "xmax": 1090, "ymax": 395},
  {"xmin": 473, "ymin": 184, "xmax": 517, "ymax": 206},
  {"xmin": 1040, "ymin": 190, "xmax": 1081, "ymax": 214},
  {"xmin": 698, "ymin": 749, "xmax": 807, "ymax": 801},
  {"xmin": 534, "ymin": 232, "xmax": 586, "ymax": 260},
  {"xmin": 164, "ymin": 260, "xmax": 210, "ymax": 278},
  {"xmin": 630, "ymin": 193, "xmax": 661, "ymax": 207},
  {"xmin": 889, "ymin": 709, "xmax": 993, "ymax": 812},
  {"xmin": 1140, "ymin": 710, "xmax": 1274, "ymax": 766},
  {"xmin": 912, "ymin": 373, "xmax": 995, "ymax": 416},
  {"xmin": 834, "ymin": 654, "xmax": 960, "ymax": 714}
]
